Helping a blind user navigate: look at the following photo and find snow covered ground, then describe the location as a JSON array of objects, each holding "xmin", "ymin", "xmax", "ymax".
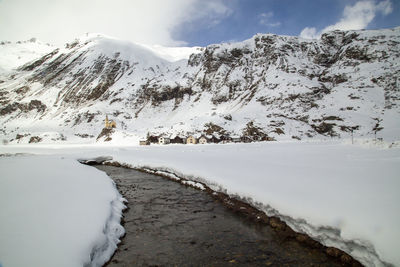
[
  {"xmin": 0, "ymin": 155, "xmax": 125, "ymax": 267},
  {"xmin": 0, "ymin": 39, "xmax": 54, "ymax": 73},
  {"xmin": 0, "ymin": 140, "xmax": 399, "ymax": 267}
]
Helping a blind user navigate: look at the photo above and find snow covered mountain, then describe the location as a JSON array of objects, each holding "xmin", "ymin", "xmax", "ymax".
[{"xmin": 0, "ymin": 28, "xmax": 399, "ymax": 144}]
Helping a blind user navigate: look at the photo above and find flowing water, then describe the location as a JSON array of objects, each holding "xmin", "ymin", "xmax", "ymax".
[{"xmin": 95, "ymin": 165, "xmax": 344, "ymax": 267}]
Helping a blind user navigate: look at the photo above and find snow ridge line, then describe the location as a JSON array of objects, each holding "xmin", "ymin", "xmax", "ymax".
[
  {"xmin": 85, "ymin": 197, "xmax": 126, "ymax": 267},
  {"xmin": 100, "ymin": 160, "xmax": 364, "ymax": 267},
  {"xmin": 77, "ymin": 157, "xmax": 127, "ymax": 267},
  {"xmin": 249, "ymin": 200, "xmax": 391, "ymax": 267}
]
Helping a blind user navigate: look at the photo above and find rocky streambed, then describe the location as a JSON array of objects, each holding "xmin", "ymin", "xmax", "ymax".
[{"xmin": 91, "ymin": 163, "xmax": 362, "ymax": 267}]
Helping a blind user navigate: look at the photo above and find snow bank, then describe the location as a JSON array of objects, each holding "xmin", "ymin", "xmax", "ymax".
[
  {"xmin": 0, "ymin": 141, "xmax": 399, "ymax": 266},
  {"xmin": 104, "ymin": 142, "xmax": 400, "ymax": 267},
  {"xmin": 0, "ymin": 155, "xmax": 125, "ymax": 267}
]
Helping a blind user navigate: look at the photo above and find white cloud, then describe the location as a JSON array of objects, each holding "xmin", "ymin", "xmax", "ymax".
[
  {"xmin": 299, "ymin": 0, "xmax": 393, "ymax": 39},
  {"xmin": 259, "ymin": 12, "xmax": 281, "ymax": 27},
  {"xmin": 299, "ymin": 27, "xmax": 318, "ymax": 39},
  {"xmin": 0, "ymin": 0, "xmax": 231, "ymax": 46}
]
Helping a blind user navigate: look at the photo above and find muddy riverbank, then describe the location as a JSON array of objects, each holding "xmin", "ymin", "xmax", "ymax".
[{"xmin": 92, "ymin": 164, "xmax": 362, "ymax": 266}]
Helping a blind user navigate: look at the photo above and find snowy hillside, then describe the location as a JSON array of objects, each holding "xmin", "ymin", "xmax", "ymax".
[
  {"xmin": 0, "ymin": 38, "xmax": 54, "ymax": 74},
  {"xmin": 0, "ymin": 28, "xmax": 399, "ymax": 144}
]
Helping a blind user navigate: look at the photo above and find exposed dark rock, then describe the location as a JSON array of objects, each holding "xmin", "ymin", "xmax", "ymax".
[
  {"xmin": 19, "ymin": 49, "xmax": 59, "ymax": 71},
  {"xmin": 28, "ymin": 136, "xmax": 42, "ymax": 143},
  {"xmin": 323, "ymin": 116, "xmax": 343, "ymax": 121},
  {"xmin": 15, "ymin": 86, "xmax": 30, "ymax": 94},
  {"xmin": 224, "ymin": 114, "xmax": 232, "ymax": 121},
  {"xmin": 269, "ymin": 217, "xmax": 287, "ymax": 231},
  {"xmin": 16, "ymin": 133, "xmax": 29, "ymax": 140},
  {"xmin": 311, "ymin": 122, "xmax": 336, "ymax": 136},
  {"xmin": 326, "ymin": 247, "xmax": 342, "ymax": 258},
  {"xmin": 28, "ymin": 100, "xmax": 46, "ymax": 112},
  {"xmin": 242, "ymin": 121, "xmax": 269, "ymax": 141},
  {"xmin": 343, "ymin": 46, "xmax": 371, "ymax": 61},
  {"xmin": 96, "ymin": 127, "xmax": 114, "ymax": 142},
  {"xmin": 273, "ymin": 128, "xmax": 285, "ymax": 135},
  {"xmin": 0, "ymin": 103, "xmax": 19, "ymax": 115},
  {"xmin": 204, "ymin": 122, "xmax": 226, "ymax": 135},
  {"xmin": 150, "ymin": 85, "xmax": 193, "ymax": 107},
  {"xmin": 75, "ymin": 133, "xmax": 94, "ymax": 139},
  {"xmin": 0, "ymin": 100, "xmax": 46, "ymax": 115}
]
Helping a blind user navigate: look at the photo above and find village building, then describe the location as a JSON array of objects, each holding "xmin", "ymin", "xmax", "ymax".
[
  {"xmin": 186, "ymin": 135, "xmax": 198, "ymax": 144},
  {"xmin": 158, "ymin": 136, "xmax": 170, "ymax": 145},
  {"xmin": 170, "ymin": 135, "xmax": 185, "ymax": 144},
  {"xmin": 241, "ymin": 136, "xmax": 253, "ymax": 143},
  {"xmin": 139, "ymin": 140, "xmax": 150, "ymax": 145},
  {"xmin": 208, "ymin": 135, "xmax": 220, "ymax": 143},
  {"xmin": 104, "ymin": 115, "xmax": 116, "ymax": 129},
  {"xmin": 219, "ymin": 134, "xmax": 232, "ymax": 144},
  {"xmin": 263, "ymin": 136, "xmax": 276, "ymax": 141},
  {"xmin": 198, "ymin": 135, "xmax": 209, "ymax": 144},
  {"xmin": 231, "ymin": 136, "xmax": 241, "ymax": 143},
  {"xmin": 147, "ymin": 135, "xmax": 159, "ymax": 144}
]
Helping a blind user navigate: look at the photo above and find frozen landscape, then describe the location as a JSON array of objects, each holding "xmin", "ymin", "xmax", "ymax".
[
  {"xmin": 0, "ymin": 155, "xmax": 125, "ymax": 267},
  {"xmin": 1, "ymin": 140, "xmax": 400, "ymax": 266},
  {"xmin": 0, "ymin": 25, "xmax": 400, "ymax": 267}
]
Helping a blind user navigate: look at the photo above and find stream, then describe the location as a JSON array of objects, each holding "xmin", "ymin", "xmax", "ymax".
[{"xmin": 95, "ymin": 165, "xmax": 345, "ymax": 267}]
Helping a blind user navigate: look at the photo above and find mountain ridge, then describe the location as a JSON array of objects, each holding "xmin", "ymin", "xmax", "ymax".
[{"xmin": 0, "ymin": 27, "xmax": 399, "ymax": 144}]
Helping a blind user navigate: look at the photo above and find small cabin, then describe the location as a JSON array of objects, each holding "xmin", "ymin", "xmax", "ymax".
[
  {"xmin": 241, "ymin": 136, "xmax": 253, "ymax": 143},
  {"xmin": 139, "ymin": 140, "xmax": 150, "ymax": 146},
  {"xmin": 263, "ymin": 136, "xmax": 276, "ymax": 141},
  {"xmin": 147, "ymin": 135, "xmax": 159, "ymax": 144},
  {"xmin": 186, "ymin": 135, "xmax": 197, "ymax": 144},
  {"xmin": 219, "ymin": 135, "xmax": 232, "ymax": 144},
  {"xmin": 198, "ymin": 135, "xmax": 209, "ymax": 144},
  {"xmin": 207, "ymin": 135, "xmax": 220, "ymax": 143},
  {"xmin": 231, "ymin": 136, "xmax": 241, "ymax": 143},
  {"xmin": 158, "ymin": 136, "xmax": 170, "ymax": 145},
  {"xmin": 170, "ymin": 135, "xmax": 185, "ymax": 144},
  {"xmin": 105, "ymin": 115, "xmax": 116, "ymax": 129}
]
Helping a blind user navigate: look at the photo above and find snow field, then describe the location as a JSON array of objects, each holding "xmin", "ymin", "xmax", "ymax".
[
  {"xmin": 112, "ymin": 141, "xmax": 399, "ymax": 267},
  {"xmin": 0, "ymin": 140, "xmax": 399, "ymax": 266},
  {"xmin": 0, "ymin": 155, "xmax": 125, "ymax": 267}
]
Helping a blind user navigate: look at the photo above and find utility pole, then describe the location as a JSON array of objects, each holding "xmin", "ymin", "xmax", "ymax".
[{"xmin": 351, "ymin": 129, "xmax": 354, "ymax": 145}]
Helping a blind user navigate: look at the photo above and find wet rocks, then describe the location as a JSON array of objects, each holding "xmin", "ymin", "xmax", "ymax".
[{"xmin": 326, "ymin": 247, "xmax": 362, "ymax": 266}]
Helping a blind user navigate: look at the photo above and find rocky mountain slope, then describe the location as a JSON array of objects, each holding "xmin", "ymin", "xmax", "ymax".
[{"xmin": 0, "ymin": 28, "xmax": 399, "ymax": 144}]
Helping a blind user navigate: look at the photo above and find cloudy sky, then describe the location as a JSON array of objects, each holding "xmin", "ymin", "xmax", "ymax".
[{"xmin": 0, "ymin": 0, "xmax": 399, "ymax": 46}]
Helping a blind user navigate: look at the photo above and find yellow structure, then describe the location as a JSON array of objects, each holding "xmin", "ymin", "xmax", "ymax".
[
  {"xmin": 186, "ymin": 135, "xmax": 197, "ymax": 144},
  {"xmin": 105, "ymin": 115, "xmax": 116, "ymax": 129}
]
